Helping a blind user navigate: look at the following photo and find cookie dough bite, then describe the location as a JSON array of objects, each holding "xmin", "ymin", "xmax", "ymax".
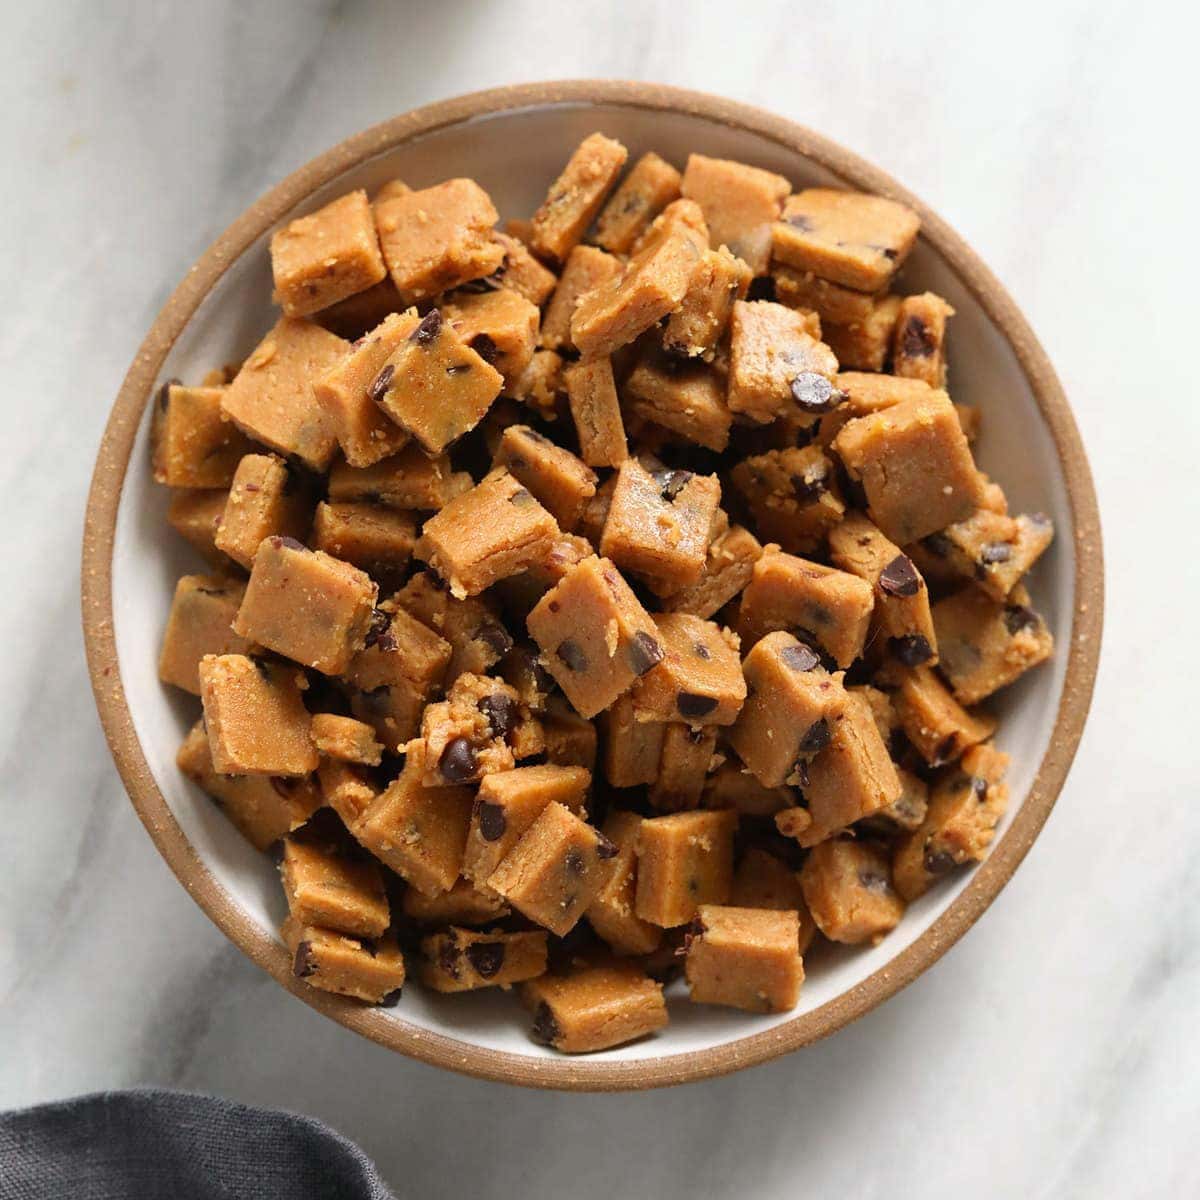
[
  {"xmin": 586, "ymin": 810, "xmax": 662, "ymax": 956},
  {"xmin": 373, "ymin": 177, "xmax": 504, "ymax": 301},
  {"xmin": 541, "ymin": 696, "xmax": 599, "ymax": 771},
  {"xmin": 310, "ymin": 501, "xmax": 416, "ymax": 586},
  {"xmin": 833, "ymin": 388, "xmax": 987, "ymax": 544},
  {"xmin": 497, "ymin": 643, "xmax": 555, "ymax": 712},
  {"xmin": 680, "ymin": 153, "xmax": 790, "ymax": 275},
  {"xmin": 221, "ymin": 318, "xmax": 347, "ymax": 471},
  {"xmin": 799, "ymin": 839, "xmax": 905, "ymax": 944},
  {"xmin": 214, "ymin": 454, "xmax": 312, "ymax": 570},
  {"xmin": 730, "ymin": 849, "xmax": 815, "ymax": 947},
  {"xmin": 540, "ymin": 245, "xmax": 622, "ymax": 352},
  {"xmin": 635, "ymin": 809, "xmax": 737, "ymax": 927},
  {"xmin": 933, "ymin": 584, "xmax": 1054, "ymax": 705},
  {"xmin": 891, "ymin": 292, "xmax": 955, "ymax": 387},
  {"xmin": 591, "ymin": 151, "xmax": 681, "ymax": 255},
  {"xmin": 442, "ymin": 287, "xmax": 541, "ymax": 389},
  {"xmin": 522, "ymin": 958, "xmax": 667, "ymax": 1053},
  {"xmin": 168, "ymin": 489, "xmax": 230, "ymax": 563},
  {"xmin": 726, "ymin": 300, "xmax": 841, "ymax": 425},
  {"xmin": 631, "ymin": 613, "xmax": 745, "ymax": 726},
  {"xmin": 730, "ymin": 445, "xmax": 846, "ymax": 555},
  {"xmin": 283, "ymin": 916, "xmax": 406, "ymax": 1005},
  {"xmin": 893, "ymin": 743, "xmax": 1009, "ymax": 901},
  {"xmin": 151, "ymin": 383, "xmax": 254, "ymax": 488},
  {"xmin": 600, "ymin": 692, "xmax": 665, "ymax": 787},
  {"xmin": 158, "ymin": 575, "xmax": 255, "ymax": 694},
  {"xmin": 599, "ymin": 460, "xmax": 720, "ymax": 594},
  {"xmin": 178, "ymin": 721, "xmax": 322, "ymax": 850},
  {"xmin": 487, "ymin": 801, "xmax": 616, "ymax": 935},
  {"xmin": 701, "ymin": 762, "xmax": 793, "ymax": 816},
  {"xmin": 346, "ymin": 603, "xmax": 451, "ymax": 701},
  {"xmin": 683, "ymin": 905, "xmax": 804, "ymax": 1013},
  {"xmin": 269, "ymin": 190, "xmax": 388, "ymax": 318},
  {"xmin": 198, "ymin": 654, "xmax": 319, "ymax": 777},
  {"xmin": 829, "ymin": 513, "xmax": 938, "ymax": 668},
  {"xmin": 888, "ymin": 662, "xmax": 996, "ymax": 767},
  {"xmin": 420, "ymin": 674, "xmax": 524, "ymax": 787},
  {"xmin": 310, "ymin": 713, "xmax": 382, "ymax": 765},
  {"xmin": 660, "ymin": 524, "xmax": 763, "ymax": 619},
  {"xmin": 279, "ymin": 822, "xmax": 390, "ymax": 940},
  {"xmin": 821, "ymin": 294, "xmax": 903, "ymax": 373},
  {"xmin": 563, "ymin": 356, "xmax": 629, "ymax": 468},
  {"xmin": 353, "ymin": 739, "xmax": 474, "ymax": 897},
  {"xmin": 927, "ymin": 509, "xmax": 1054, "ymax": 602},
  {"xmin": 317, "ymin": 758, "xmax": 378, "ymax": 827},
  {"xmin": 393, "ymin": 571, "xmax": 512, "ymax": 680},
  {"xmin": 419, "ymin": 927, "xmax": 549, "ymax": 993},
  {"xmin": 529, "ymin": 133, "xmax": 628, "ymax": 264},
  {"xmin": 649, "ymin": 724, "xmax": 718, "ymax": 811},
  {"xmin": 490, "ymin": 232, "xmax": 558, "ymax": 307},
  {"xmin": 772, "ymin": 189, "xmax": 920, "ymax": 291},
  {"xmin": 736, "ymin": 548, "xmax": 875, "ymax": 669},
  {"xmin": 623, "ymin": 349, "xmax": 733, "ymax": 452},
  {"xmin": 663, "ymin": 246, "xmax": 753, "ymax": 361},
  {"xmin": 493, "ymin": 424, "xmax": 598, "ymax": 531},
  {"xmin": 401, "ymin": 878, "xmax": 510, "ymax": 927}
]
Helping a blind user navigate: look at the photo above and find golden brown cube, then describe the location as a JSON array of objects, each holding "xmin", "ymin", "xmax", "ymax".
[
  {"xmin": 280, "ymin": 828, "xmax": 390, "ymax": 940},
  {"xmin": 309, "ymin": 501, "xmax": 416, "ymax": 585},
  {"xmin": 587, "ymin": 810, "xmax": 662, "ymax": 956},
  {"xmin": 771, "ymin": 264, "xmax": 882, "ymax": 327},
  {"xmin": 494, "ymin": 424, "xmax": 597, "ymax": 531},
  {"xmin": 530, "ymin": 133, "xmax": 628, "ymax": 263},
  {"xmin": 419, "ymin": 927, "xmax": 548, "ymax": 993},
  {"xmin": 283, "ymin": 916, "xmax": 405, "ymax": 1005},
  {"xmin": 631, "ymin": 613, "xmax": 745, "ymax": 726},
  {"xmin": 310, "ymin": 713, "xmax": 382, "ymax": 766},
  {"xmin": 925, "ymin": 509, "xmax": 1054, "ymax": 602},
  {"xmin": 317, "ymin": 759, "xmax": 378, "ymax": 827},
  {"xmin": 730, "ymin": 849, "xmax": 817, "ymax": 954},
  {"xmin": 684, "ymin": 905, "xmax": 804, "ymax": 1012},
  {"xmin": 151, "ymin": 384, "xmax": 253, "ymax": 488},
  {"xmin": 623, "ymin": 350, "xmax": 732, "ymax": 453},
  {"xmin": 541, "ymin": 697, "xmax": 599, "ymax": 771},
  {"xmin": 821, "ymin": 294, "xmax": 903, "ymax": 373},
  {"xmin": 563, "ymin": 356, "xmax": 629, "ymax": 468},
  {"xmin": 443, "ymin": 287, "xmax": 541, "ymax": 389},
  {"xmin": 600, "ymin": 692, "xmax": 665, "ymax": 788},
  {"xmin": 214, "ymin": 454, "xmax": 311, "ymax": 570},
  {"xmin": 326, "ymin": 444, "xmax": 473, "ymax": 511},
  {"xmin": 663, "ymin": 246, "xmax": 753, "ymax": 361},
  {"xmin": 540, "ymin": 245, "xmax": 621, "ymax": 352},
  {"xmin": 890, "ymin": 663, "xmax": 997, "ymax": 766},
  {"xmin": 730, "ymin": 445, "xmax": 846, "ymax": 555},
  {"xmin": 649, "ymin": 723, "xmax": 718, "ymax": 811},
  {"xmin": 635, "ymin": 809, "xmax": 737, "ymax": 928},
  {"xmin": 592, "ymin": 151, "xmax": 682, "ymax": 254},
  {"xmin": 660, "ymin": 525, "xmax": 763, "ymax": 620},
  {"xmin": 799, "ymin": 839, "xmax": 904, "ymax": 944},
  {"xmin": 158, "ymin": 574, "xmax": 255, "ymax": 694},
  {"xmin": 891, "ymin": 292, "xmax": 955, "ymax": 387},
  {"xmin": 491, "ymin": 231, "xmax": 558, "ymax": 307}
]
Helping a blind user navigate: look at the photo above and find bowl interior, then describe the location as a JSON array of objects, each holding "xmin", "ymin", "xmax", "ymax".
[{"xmin": 110, "ymin": 101, "xmax": 1074, "ymax": 1065}]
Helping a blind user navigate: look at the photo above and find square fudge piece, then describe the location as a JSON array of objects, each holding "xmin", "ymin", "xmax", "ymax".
[
  {"xmin": 371, "ymin": 308, "xmax": 504, "ymax": 454},
  {"xmin": 680, "ymin": 153, "xmax": 790, "ymax": 275},
  {"xmin": 822, "ymin": 294, "xmax": 904, "ymax": 373},
  {"xmin": 662, "ymin": 247, "xmax": 753, "ymax": 361},
  {"xmin": 592, "ymin": 151, "xmax": 682, "ymax": 254},
  {"xmin": 925, "ymin": 509, "xmax": 1054, "ymax": 602},
  {"xmin": 661, "ymin": 525, "xmax": 763, "ymax": 620},
  {"xmin": 529, "ymin": 133, "xmax": 628, "ymax": 263},
  {"xmin": 214, "ymin": 454, "xmax": 312, "ymax": 570},
  {"xmin": 373, "ymin": 177, "xmax": 504, "ymax": 301},
  {"xmin": 198, "ymin": 654, "xmax": 318, "ymax": 777},
  {"xmin": 490, "ymin": 232, "xmax": 558, "ymax": 307},
  {"xmin": 587, "ymin": 810, "xmax": 662, "ymax": 957},
  {"xmin": 327, "ymin": 444, "xmax": 473, "ymax": 512},
  {"xmin": 729, "ymin": 632, "xmax": 848, "ymax": 789},
  {"xmin": 527, "ymin": 555, "xmax": 664, "ymax": 719},
  {"xmin": 345, "ymin": 602, "xmax": 451, "ymax": 698},
  {"xmin": 442, "ymin": 288, "xmax": 540, "ymax": 389},
  {"xmin": 168, "ymin": 488, "xmax": 229, "ymax": 564},
  {"xmin": 889, "ymin": 663, "xmax": 997, "ymax": 766},
  {"xmin": 233, "ymin": 536, "xmax": 377, "ymax": 675},
  {"xmin": 736, "ymin": 548, "xmax": 875, "ymax": 669},
  {"xmin": 623, "ymin": 349, "xmax": 732, "ymax": 453},
  {"xmin": 514, "ymin": 347, "xmax": 565, "ymax": 420},
  {"xmin": 158, "ymin": 574, "xmax": 255, "ymax": 694},
  {"xmin": 282, "ymin": 916, "xmax": 405, "ymax": 1006},
  {"xmin": 419, "ymin": 927, "xmax": 548, "ymax": 993},
  {"xmin": 310, "ymin": 501, "xmax": 416, "ymax": 586},
  {"xmin": 684, "ymin": 905, "xmax": 804, "ymax": 1013},
  {"xmin": 540, "ymin": 245, "xmax": 621, "ymax": 352},
  {"xmin": 270, "ymin": 190, "xmax": 387, "ymax": 318},
  {"xmin": 280, "ymin": 826, "xmax": 390, "ymax": 940},
  {"xmin": 599, "ymin": 460, "xmax": 721, "ymax": 594},
  {"xmin": 221, "ymin": 318, "xmax": 348, "ymax": 471},
  {"xmin": 394, "ymin": 572, "xmax": 512, "ymax": 680},
  {"xmin": 799, "ymin": 839, "xmax": 905, "ymax": 944},
  {"xmin": 649, "ymin": 723, "xmax": 718, "ymax": 811},
  {"xmin": 494, "ymin": 424, "xmax": 598, "ymax": 531},
  {"xmin": 310, "ymin": 713, "xmax": 382, "ymax": 765},
  {"xmin": 772, "ymin": 189, "xmax": 920, "ymax": 291},
  {"xmin": 833, "ymin": 388, "xmax": 987, "ymax": 544},
  {"xmin": 635, "ymin": 809, "xmax": 737, "ymax": 928},
  {"xmin": 600, "ymin": 692, "xmax": 666, "ymax": 788},
  {"xmin": 400, "ymin": 878, "xmax": 510, "ymax": 928},
  {"xmin": 563, "ymin": 356, "xmax": 629, "ymax": 468},
  {"xmin": 891, "ymin": 292, "xmax": 955, "ymax": 387},
  {"xmin": 486, "ymin": 801, "xmax": 617, "ymax": 936},
  {"xmin": 521, "ymin": 959, "xmax": 667, "ymax": 1053},
  {"xmin": 727, "ymin": 300, "xmax": 841, "ymax": 425},
  {"xmin": 730, "ymin": 445, "xmax": 846, "ymax": 556},
  {"xmin": 416, "ymin": 470, "xmax": 559, "ymax": 598},
  {"xmin": 631, "ymin": 613, "xmax": 745, "ymax": 726},
  {"xmin": 151, "ymin": 383, "xmax": 253, "ymax": 488}
]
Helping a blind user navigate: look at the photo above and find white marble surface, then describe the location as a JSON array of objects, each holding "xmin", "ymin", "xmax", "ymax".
[{"xmin": 0, "ymin": 1, "xmax": 1195, "ymax": 1196}]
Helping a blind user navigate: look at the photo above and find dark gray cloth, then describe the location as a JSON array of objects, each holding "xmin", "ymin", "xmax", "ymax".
[{"xmin": 0, "ymin": 1088, "xmax": 396, "ymax": 1200}]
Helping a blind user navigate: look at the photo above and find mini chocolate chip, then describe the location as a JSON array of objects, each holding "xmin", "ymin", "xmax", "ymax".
[
  {"xmin": 556, "ymin": 639, "xmax": 588, "ymax": 672},
  {"xmin": 686, "ymin": 726, "xmax": 707, "ymax": 745},
  {"xmin": 628, "ymin": 631, "xmax": 664, "ymax": 675},
  {"xmin": 412, "ymin": 308, "xmax": 442, "ymax": 345},
  {"xmin": 879, "ymin": 554, "xmax": 921, "ymax": 597},
  {"xmin": 293, "ymin": 941, "xmax": 317, "ymax": 978},
  {"xmin": 900, "ymin": 316, "xmax": 936, "ymax": 359},
  {"xmin": 786, "ymin": 213, "xmax": 814, "ymax": 232},
  {"xmin": 438, "ymin": 940, "xmax": 461, "ymax": 979},
  {"xmin": 924, "ymin": 532, "xmax": 953, "ymax": 557},
  {"xmin": 476, "ymin": 800, "xmax": 507, "ymax": 842},
  {"xmin": 655, "ymin": 469, "xmax": 693, "ymax": 502},
  {"xmin": 746, "ymin": 276, "xmax": 777, "ymax": 302},
  {"xmin": 470, "ymin": 333, "xmax": 499, "ymax": 364},
  {"xmin": 789, "ymin": 372, "xmax": 842, "ymax": 413},
  {"xmin": 564, "ymin": 848, "xmax": 585, "ymax": 875},
  {"xmin": 368, "ymin": 363, "xmax": 394, "ymax": 403},
  {"xmin": 378, "ymin": 988, "xmax": 403, "ymax": 1007},
  {"xmin": 357, "ymin": 684, "xmax": 391, "ymax": 713},
  {"xmin": 881, "ymin": 246, "xmax": 899, "ymax": 261},
  {"xmin": 797, "ymin": 718, "xmax": 831, "ymax": 755},
  {"xmin": 465, "ymin": 941, "xmax": 506, "ymax": 978},
  {"xmin": 970, "ymin": 776, "xmax": 989, "ymax": 800},
  {"xmin": 923, "ymin": 847, "xmax": 957, "ymax": 875},
  {"xmin": 681, "ymin": 915, "xmax": 708, "ymax": 955},
  {"xmin": 790, "ymin": 465, "xmax": 829, "ymax": 502},
  {"xmin": 509, "ymin": 487, "xmax": 536, "ymax": 506},
  {"xmin": 677, "ymin": 692, "xmax": 718, "ymax": 720},
  {"xmin": 532, "ymin": 660, "xmax": 555, "ymax": 693},
  {"xmin": 157, "ymin": 377, "xmax": 180, "ymax": 410},
  {"xmin": 363, "ymin": 608, "xmax": 394, "ymax": 651},
  {"xmin": 266, "ymin": 837, "xmax": 286, "ymax": 863},
  {"xmin": 980, "ymin": 542, "xmax": 1013, "ymax": 566},
  {"xmin": 479, "ymin": 692, "xmax": 518, "ymax": 738},
  {"xmin": 531, "ymin": 1002, "xmax": 561, "ymax": 1046},
  {"xmin": 439, "ymin": 737, "xmax": 478, "ymax": 784},
  {"xmin": 693, "ymin": 642, "xmax": 711, "ymax": 660},
  {"xmin": 242, "ymin": 483, "xmax": 260, "ymax": 493},
  {"xmin": 446, "ymin": 362, "xmax": 472, "ymax": 377},
  {"xmin": 780, "ymin": 643, "xmax": 821, "ymax": 672},
  {"xmin": 596, "ymin": 835, "xmax": 618, "ymax": 860},
  {"xmin": 888, "ymin": 634, "xmax": 933, "ymax": 666},
  {"xmin": 477, "ymin": 622, "xmax": 513, "ymax": 656},
  {"xmin": 1004, "ymin": 605, "xmax": 1039, "ymax": 635},
  {"xmin": 271, "ymin": 535, "xmax": 306, "ymax": 551}
]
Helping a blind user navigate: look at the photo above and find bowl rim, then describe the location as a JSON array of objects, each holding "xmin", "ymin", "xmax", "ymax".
[{"xmin": 81, "ymin": 79, "xmax": 1103, "ymax": 1092}]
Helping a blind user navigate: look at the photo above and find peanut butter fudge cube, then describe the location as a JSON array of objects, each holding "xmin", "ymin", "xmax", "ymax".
[
  {"xmin": 158, "ymin": 574, "xmax": 255, "ymax": 694},
  {"xmin": 600, "ymin": 692, "xmax": 665, "ymax": 788},
  {"xmin": 799, "ymin": 839, "xmax": 904, "ymax": 944},
  {"xmin": 494, "ymin": 424, "xmax": 597, "ymax": 531},
  {"xmin": 680, "ymin": 153, "xmax": 790, "ymax": 275},
  {"xmin": 270, "ymin": 190, "xmax": 387, "ymax": 318},
  {"xmin": 541, "ymin": 245, "xmax": 621, "ymax": 352},
  {"xmin": 416, "ymin": 470, "xmax": 560, "ymax": 598},
  {"xmin": 661, "ymin": 524, "xmax": 763, "ymax": 619},
  {"xmin": 833, "ymin": 389, "xmax": 986, "ymax": 544},
  {"xmin": 822, "ymin": 294, "xmax": 903, "ymax": 373},
  {"xmin": 233, "ymin": 536, "xmax": 377, "ymax": 675},
  {"xmin": 731, "ymin": 445, "xmax": 846, "ymax": 555},
  {"xmin": 927, "ymin": 509, "xmax": 1054, "ymax": 601},
  {"xmin": 374, "ymin": 178, "xmax": 504, "ymax": 301},
  {"xmin": 736, "ymin": 548, "xmax": 875, "ymax": 669},
  {"xmin": 420, "ymin": 674, "xmax": 523, "ymax": 787},
  {"xmin": 401, "ymin": 878, "xmax": 510, "ymax": 927},
  {"xmin": 663, "ymin": 247, "xmax": 753, "ymax": 361},
  {"xmin": 890, "ymin": 663, "xmax": 997, "ymax": 766},
  {"xmin": 829, "ymin": 513, "xmax": 938, "ymax": 667},
  {"xmin": 592, "ymin": 151, "xmax": 682, "ymax": 254},
  {"xmin": 730, "ymin": 850, "xmax": 816, "ymax": 950},
  {"xmin": 443, "ymin": 287, "xmax": 541, "ymax": 388},
  {"xmin": 353, "ymin": 739, "xmax": 473, "ymax": 896},
  {"xmin": 310, "ymin": 501, "xmax": 416, "ymax": 584},
  {"xmin": 772, "ymin": 189, "xmax": 920, "ymax": 291},
  {"xmin": 529, "ymin": 133, "xmax": 627, "ymax": 263},
  {"xmin": 280, "ymin": 826, "xmax": 390, "ymax": 939},
  {"xmin": 933, "ymin": 584, "xmax": 1054, "ymax": 705},
  {"xmin": 312, "ymin": 309, "xmax": 417, "ymax": 467},
  {"xmin": 527, "ymin": 555, "xmax": 664, "ymax": 719},
  {"xmin": 729, "ymin": 632, "xmax": 848, "ymax": 789},
  {"xmin": 727, "ymin": 300, "xmax": 840, "ymax": 425},
  {"xmin": 701, "ymin": 763, "xmax": 793, "ymax": 817},
  {"xmin": 178, "ymin": 721, "xmax": 321, "ymax": 850},
  {"xmin": 394, "ymin": 571, "xmax": 512, "ymax": 680},
  {"xmin": 370, "ymin": 308, "xmax": 503, "ymax": 453},
  {"xmin": 420, "ymin": 927, "xmax": 548, "ymax": 993},
  {"xmin": 151, "ymin": 383, "xmax": 253, "ymax": 488},
  {"xmin": 198, "ymin": 654, "xmax": 318, "ymax": 777},
  {"xmin": 283, "ymin": 916, "xmax": 405, "ymax": 1005},
  {"xmin": 521, "ymin": 958, "xmax": 667, "ymax": 1053},
  {"xmin": 599, "ymin": 460, "xmax": 720, "ymax": 594},
  {"xmin": 221, "ymin": 318, "xmax": 347, "ymax": 470},
  {"xmin": 310, "ymin": 713, "xmax": 382, "ymax": 765},
  {"xmin": 563, "ymin": 356, "xmax": 628, "ymax": 468},
  {"xmin": 346, "ymin": 602, "xmax": 451, "ymax": 698},
  {"xmin": 623, "ymin": 350, "xmax": 732, "ymax": 452},
  {"xmin": 168, "ymin": 488, "xmax": 229, "ymax": 563},
  {"xmin": 684, "ymin": 905, "xmax": 803, "ymax": 1012},
  {"xmin": 771, "ymin": 264, "xmax": 882, "ymax": 327},
  {"xmin": 541, "ymin": 696, "xmax": 599, "ymax": 770},
  {"xmin": 317, "ymin": 758, "xmax": 377, "ymax": 826},
  {"xmin": 635, "ymin": 809, "xmax": 736, "ymax": 927},
  {"xmin": 328, "ymin": 444, "xmax": 473, "ymax": 512},
  {"xmin": 650, "ymin": 724, "xmax": 718, "ymax": 811},
  {"xmin": 491, "ymin": 232, "xmax": 558, "ymax": 307},
  {"xmin": 631, "ymin": 613, "xmax": 745, "ymax": 726},
  {"xmin": 893, "ymin": 743, "xmax": 1009, "ymax": 901},
  {"xmin": 214, "ymin": 454, "xmax": 311, "ymax": 570},
  {"xmin": 892, "ymin": 292, "xmax": 955, "ymax": 387},
  {"xmin": 587, "ymin": 810, "xmax": 662, "ymax": 956},
  {"xmin": 487, "ymin": 801, "xmax": 616, "ymax": 936}
]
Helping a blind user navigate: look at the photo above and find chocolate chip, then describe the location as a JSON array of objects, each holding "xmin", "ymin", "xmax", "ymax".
[
  {"xmin": 780, "ymin": 643, "xmax": 821, "ymax": 672},
  {"xmin": 439, "ymin": 737, "xmax": 478, "ymax": 784},
  {"xmin": 271, "ymin": 535, "xmax": 306, "ymax": 551},
  {"xmin": 628, "ymin": 631, "xmax": 664, "ymax": 675},
  {"xmin": 368, "ymin": 363, "xmax": 394, "ymax": 403},
  {"xmin": 476, "ymin": 800, "xmax": 507, "ymax": 842},
  {"xmin": 786, "ymin": 213, "xmax": 814, "ymax": 232},
  {"xmin": 900, "ymin": 316, "xmax": 936, "ymax": 359},
  {"xmin": 509, "ymin": 487, "xmax": 536, "ymax": 507},
  {"xmin": 879, "ymin": 554, "xmax": 921, "ymax": 597},
  {"xmin": 438, "ymin": 939, "xmax": 461, "ymax": 979},
  {"xmin": 293, "ymin": 941, "xmax": 317, "ymax": 978},
  {"xmin": 789, "ymin": 372, "xmax": 843, "ymax": 413},
  {"xmin": 924, "ymin": 532, "xmax": 953, "ymax": 557},
  {"xmin": 688, "ymin": 644, "xmax": 711, "ymax": 665},
  {"xmin": 530, "ymin": 1002, "xmax": 560, "ymax": 1045},
  {"xmin": 458, "ymin": 268, "xmax": 506, "ymax": 293},
  {"xmin": 465, "ymin": 941, "xmax": 506, "ymax": 978},
  {"xmin": 157, "ymin": 377, "xmax": 180, "ymax": 411},
  {"xmin": 797, "ymin": 718, "xmax": 831, "ymax": 755},
  {"xmin": 746, "ymin": 276, "xmax": 777, "ymax": 302},
  {"xmin": 266, "ymin": 836, "xmax": 285, "ymax": 863},
  {"xmin": 532, "ymin": 660, "xmax": 555, "ymax": 693},
  {"xmin": 470, "ymin": 333, "xmax": 499, "ymax": 364},
  {"xmin": 656, "ymin": 469, "xmax": 693, "ymax": 502},
  {"xmin": 596, "ymin": 835, "xmax": 618, "ymax": 860},
  {"xmin": 923, "ymin": 846, "xmax": 957, "ymax": 875},
  {"xmin": 677, "ymin": 692, "xmax": 718, "ymax": 720},
  {"xmin": 556, "ymin": 639, "xmax": 588, "ymax": 672},
  {"xmin": 479, "ymin": 692, "xmax": 518, "ymax": 738},
  {"xmin": 970, "ymin": 776, "xmax": 989, "ymax": 800},
  {"xmin": 477, "ymin": 622, "xmax": 513, "ymax": 657},
  {"xmin": 888, "ymin": 634, "xmax": 933, "ymax": 666},
  {"xmin": 363, "ymin": 608, "xmax": 395, "ymax": 652},
  {"xmin": 564, "ymin": 848, "xmax": 585, "ymax": 875},
  {"xmin": 446, "ymin": 363, "xmax": 472, "ymax": 377},
  {"xmin": 1004, "ymin": 605, "xmax": 1039, "ymax": 635},
  {"xmin": 378, "ymin": 988, "xmax": 403, "ymax": 1007},
  {"xmin": 790, "ymin": 464, "xmax": 829, "ymax": 502},
  {"xmin": 792, "ymin": 759, "xmax": 811, "ymax": 789},
  {"xmin": 412, "ymin": 308, "xmax": 442, "ymax": 345},
  {"xmin": 980, "ymin": 542, "xmax": 1013, "ymax": 566}
]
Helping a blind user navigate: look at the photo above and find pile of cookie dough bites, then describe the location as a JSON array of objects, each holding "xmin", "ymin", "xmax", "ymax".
[{"xmin": 154, "ymin": 133, "xmax": 1054, "ymax": 1053}]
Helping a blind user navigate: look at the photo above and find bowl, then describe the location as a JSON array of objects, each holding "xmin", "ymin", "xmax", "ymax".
[{"xmin": 81, "ymin": 81, "xmax": 1103, "ymax": 1090}]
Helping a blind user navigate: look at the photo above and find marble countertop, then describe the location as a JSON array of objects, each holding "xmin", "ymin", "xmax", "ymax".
[{"xmin": 2, "ymin": 1, "xmax": 1195, "ymax": 1196}]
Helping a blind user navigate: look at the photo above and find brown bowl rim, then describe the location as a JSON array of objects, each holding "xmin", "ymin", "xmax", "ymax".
[{"xmin": 80, "ymin": 79, "xmax": 1103, "ymax": 1092}]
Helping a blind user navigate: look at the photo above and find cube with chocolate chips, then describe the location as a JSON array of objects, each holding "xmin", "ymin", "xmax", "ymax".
[
  {"xmin": 631, "ymin": 613, "xmax": 745, "ymax": 726},
  {"xmin": 490, "ymin": 232, "xmax": 558, "ymax": 307},
  {"xmin": 158, "ymin": 574, "xmax": 256, "ymax": 694},
  {"xmin": 345, "ymin": 602, "xmax": 451, "ymax": 724},
  {"xmin": 891, "ymin": 292, "xmax": 954, "ymax": 387},
  {"xmin": 623, "ymin": 349, "xmax": 733, "ymax": 452},
  {"xmin": 494, "ymin": 424, "xmax": 598, "ymax": 531},
  {"xmin": 635, "ymin": 808, "xmax": 737, "ymax": 928},
  {"xmin": 419, "ymin": 927, "xmax": 548, "ymax": 993},
  {"xmin": 393, "ymin": 571, "xmax": 512, "ymax": 681},
  {"xmin": 889, "ymin": 663, "xmax": 997, "ymax": 767},
  {"xmin": 214, "ymin": 454, "xmax": 312, "ymax": 570},
  {"xmin": 529, "ymin": 133, "xmax": 628, "ymax": 264},
  {"xmin": 926, "ymin": 509, "xmax": 1055, "ymax": 602},
  {"xmin": 684, "ymin": 905, "xmax": 804, "ymax": 1012},
  {"xmin": 443, "ymin": 287, "xmax": 540, "ymax": 389},
  {"xmin": 563, "ymin": 356, "xmax": 629, "ymax": 468},
  {"xmin": 419, "ymin": 673, "xmax": 525, "ymax": 787},
  {"xmin": 151, "ymin": 383, "xmax": 254, "ymax": 488},
  {"xmin": 800, "ymin": 839, "xmax": 905, "ymax": 944},
  {"xmin": 731, "ymin": 445, "xmax": 846, "ymax": 555},
  {"xmin": 283, "ymin": 916, "xmax": 405, "ymax": 1005}
]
